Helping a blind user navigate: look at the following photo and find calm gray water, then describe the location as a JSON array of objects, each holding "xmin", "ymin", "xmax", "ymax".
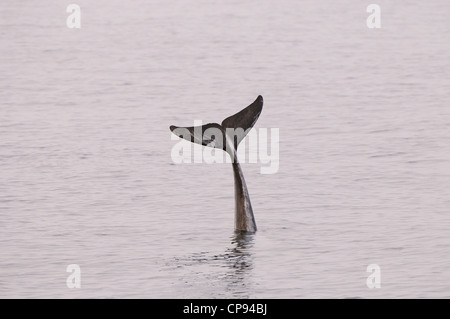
[{"xmin": 1, "ymin": 0, "xmax": 449, "ymax": 298}]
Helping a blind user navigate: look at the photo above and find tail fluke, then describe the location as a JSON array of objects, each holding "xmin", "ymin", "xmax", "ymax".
[{"xmin": 169, "ymin": 95, "xmax": 263, "ymax": 152}]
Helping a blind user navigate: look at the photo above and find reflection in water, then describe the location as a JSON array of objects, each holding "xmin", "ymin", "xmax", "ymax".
[
  {"xmin": 165, "ymin": 232, "xmax": 256, "ymax": 298},
  {"xmin": 220, "ymin": 232, "xmax": 255, "ymax": 298}
]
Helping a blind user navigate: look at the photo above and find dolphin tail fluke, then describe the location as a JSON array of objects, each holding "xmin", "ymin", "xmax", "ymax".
[{"xmin": 169, "ymin": 95, "xmax": 263, "ymax": 153}]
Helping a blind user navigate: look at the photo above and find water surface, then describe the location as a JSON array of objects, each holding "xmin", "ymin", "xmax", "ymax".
[{"xmin": 0, "ymin": 0, "xmax": 449, "ymax": 298}]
